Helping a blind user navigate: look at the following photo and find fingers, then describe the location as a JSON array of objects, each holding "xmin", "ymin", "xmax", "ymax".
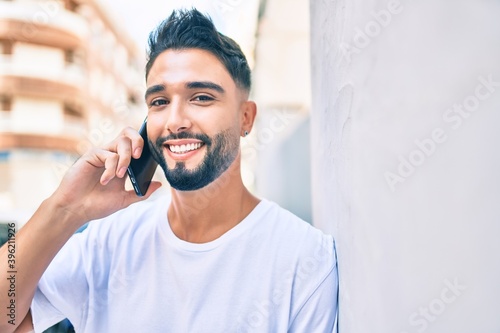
[
  {"xmin": 114, "ymin": 136, "xmax": 134, "ymax": 178},
  {"xmin": 85, "ymin": 149, "xmax": 120, "ymax": 185},
  {"xmin": 53, "ymin": 125, "xmax": 159, "ymax": 224},
  {"xmin": 104, "ymin": 126, "xmax": 144, "ymax": 156},
  {"xmin": 121, "ymin": 126, "xmax": 145, "ymax": 159},
  {"xmin": 101, "ymin": 151, "xmax": 119, "ymax": 185},
  {"xmin": 102, "ymin": 127, "xmax": 145, "ymax": 180}
]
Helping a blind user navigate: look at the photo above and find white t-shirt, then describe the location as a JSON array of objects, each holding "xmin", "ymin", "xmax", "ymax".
[{"xmin": 32, "ymin": 190, "xmax": 338, "ymax": 332}]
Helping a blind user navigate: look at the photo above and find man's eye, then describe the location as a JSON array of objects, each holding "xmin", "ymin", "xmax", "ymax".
[
  {"xmin": 151, "ymin": 99, "xmax": 168, "ymax": 106},
  {"xmin": 193, "ymin": 95, "xmax": 214, "ymax": 102}
]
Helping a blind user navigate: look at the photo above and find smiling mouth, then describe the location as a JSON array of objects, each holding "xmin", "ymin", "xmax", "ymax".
[{"xmin": 168, "ymin": 142, "xmax": 204, "ymax": 154}]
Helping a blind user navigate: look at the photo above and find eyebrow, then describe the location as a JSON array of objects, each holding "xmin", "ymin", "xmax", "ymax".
[
  {"xmin": 144, "ymin": 81, "xmax": 226, "ymax": 101},
  {"xmin": 144, "ymin": 84, "xmax": 166, "ymax": 100},
  {"xmin": 186, "ymin": 81, "xmax": 225, "ymax": 94}
]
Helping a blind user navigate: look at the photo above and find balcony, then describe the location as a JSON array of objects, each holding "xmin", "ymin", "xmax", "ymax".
[
  {"xmin": 0, "ymin": 1, "xmax": 89, "ymax": 49},
  {"xmin": 0, "ymin": 107, "xmax": 87, "ymax": 154},
  {"xmin": 0, "ymin": 131, "xmax": 82, "ymax": 153},
  {"xmin": 0, "ymin": 54, "xmax": 87, "ymax": 101}
]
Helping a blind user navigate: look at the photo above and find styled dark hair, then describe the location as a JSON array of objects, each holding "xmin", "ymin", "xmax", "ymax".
[{"xmin": 145, "ymin": 9, "xmax": 252, "ymax": 92}]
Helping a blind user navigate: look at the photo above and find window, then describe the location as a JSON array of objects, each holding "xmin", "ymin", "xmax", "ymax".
[
  {"xmin": 128, "ymin": 94, "xmax": 138, "ymax": 105},
  {"xmin": 65, "ymin": 48, "xmax": 85, "ymax": 67},
  {"xmin": 65, "ymin": 0, "xmax": 79, "ymax": 12},
  {"xmin": 64, "ymin": 49, "xmax": 75, "ymax": 64},
  {"xmin": 0, "ymin": 152, "xmax": 9, "ymax": 193},
  {"xmin": 0, "ymin": 40, "xmax": 13, "ymax": 55},
  {"xmin": 0, "ymin": 95, "xmax": 12, "ymax": 112},
  {"xmin": 63, "ymin": 103, "xmax": 83, "ymax": 118}
]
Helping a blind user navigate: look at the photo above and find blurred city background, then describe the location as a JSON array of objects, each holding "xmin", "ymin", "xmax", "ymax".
[{"xmin": 0, "ymin": 0, "xmax": 313, "ymax": 230}]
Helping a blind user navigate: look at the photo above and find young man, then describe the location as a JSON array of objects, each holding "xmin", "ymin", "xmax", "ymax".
[{"xmin": 1, "ymin": 9, "xmax": 338, "ymax": 332}]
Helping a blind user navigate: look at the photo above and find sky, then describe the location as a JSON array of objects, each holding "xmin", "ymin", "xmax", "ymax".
[{"xmin": 101, "ymin": 0, "xmax": 260, "ymax": 65}]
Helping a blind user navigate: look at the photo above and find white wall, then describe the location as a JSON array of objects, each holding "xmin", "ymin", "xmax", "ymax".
[{"xmin": 310, "ymin": 0, "xmax": 500, "ymax": 332}]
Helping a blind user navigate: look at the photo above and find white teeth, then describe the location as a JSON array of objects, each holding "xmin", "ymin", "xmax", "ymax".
[{"xmin": 169, "ymin": 142, "xmax": 203, "ymax": 154}]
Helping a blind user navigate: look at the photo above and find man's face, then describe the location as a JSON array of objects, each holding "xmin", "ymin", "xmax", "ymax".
[{"xmin": 145, "ymin": 49, "xmax": 245, "ymax": 191}]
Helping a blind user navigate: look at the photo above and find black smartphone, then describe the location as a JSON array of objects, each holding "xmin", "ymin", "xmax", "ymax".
[{"xmin": 127, "ymin": 118, "xmax": 158, "ymax": 196}]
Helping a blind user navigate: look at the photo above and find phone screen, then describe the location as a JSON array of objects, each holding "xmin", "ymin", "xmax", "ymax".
[{"xmin": 127, "ymin": 119, "xmax": 159, "ymax": 196}]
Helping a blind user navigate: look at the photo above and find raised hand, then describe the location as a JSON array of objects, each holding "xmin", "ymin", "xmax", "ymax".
[{"xmin": 50, "ymin": 127, "xmax": 162, "ymax": 228}]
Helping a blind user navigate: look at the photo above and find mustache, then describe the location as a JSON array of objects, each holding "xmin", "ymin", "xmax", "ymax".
[{"xmin": 154, "ymin": 131, "xmax": 212, "ymax": 147}]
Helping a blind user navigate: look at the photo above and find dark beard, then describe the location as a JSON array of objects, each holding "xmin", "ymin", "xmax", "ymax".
[{"xmin": 149, "ymin": 129, "xmax": 239, "ymax": 191}]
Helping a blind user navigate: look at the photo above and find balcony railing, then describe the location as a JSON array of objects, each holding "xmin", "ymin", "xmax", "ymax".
[
  {"xmin": 0, "ymin": 54, "xmax": 87, "ymax": 90},
  {"xmin": 0, "ymin": 1, "xmax": 89, "ymax": 41},
  {"xmin": 0, "ymin": 110, "xmax": 87, "ymax": 139}
]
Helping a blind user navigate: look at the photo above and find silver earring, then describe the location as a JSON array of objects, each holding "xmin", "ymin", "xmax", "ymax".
[{"xmin": 244, "ymin": 131, "xmax": 249, "ymax": 137}]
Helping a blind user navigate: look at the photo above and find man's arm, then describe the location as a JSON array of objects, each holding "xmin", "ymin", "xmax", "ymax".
[
  {"xmin": 0, "ymin": 128, "xmax": 161, "ymax": 333},
  {"xmin": 288, "ymin": 261, "xmax": 339, "ymax": 333},
  {"xmin": 14, "ymin": 310, "xmax": 33, "ymax": 333}
]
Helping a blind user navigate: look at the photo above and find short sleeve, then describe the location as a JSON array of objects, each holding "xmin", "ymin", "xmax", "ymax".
[
  {"xmin": 288, "ymin": 241, "xmax": 339, "ymax": 333},
  {"xmin": 31, "ymin": 231, "xmax": 90, "ymax": 333}
]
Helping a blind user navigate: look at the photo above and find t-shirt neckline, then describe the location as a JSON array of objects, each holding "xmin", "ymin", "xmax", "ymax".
[{"xmin": 159, "ymin": 198, "xmax": 271, "ymax": 252}]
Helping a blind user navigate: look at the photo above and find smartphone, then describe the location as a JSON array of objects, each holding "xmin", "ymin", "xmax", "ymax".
[{"xmin": 127, "ymin": 118, "xmax": 158, "ymax": 196}]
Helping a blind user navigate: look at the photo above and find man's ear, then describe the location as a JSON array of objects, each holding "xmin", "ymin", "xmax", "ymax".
[{"xmin": 240, "ymin": 101, "xmax": 257, "ymax": 137}]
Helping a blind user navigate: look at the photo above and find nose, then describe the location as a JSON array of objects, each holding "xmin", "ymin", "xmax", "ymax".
[{"xmin": 165, "ymin": 99, "xmax": 191, "ymax": 134}]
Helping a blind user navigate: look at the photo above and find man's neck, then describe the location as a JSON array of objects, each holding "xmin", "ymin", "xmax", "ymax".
[{"xmin": 167, "ymin": 159, "xmax": 259, "ymax": 243}]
